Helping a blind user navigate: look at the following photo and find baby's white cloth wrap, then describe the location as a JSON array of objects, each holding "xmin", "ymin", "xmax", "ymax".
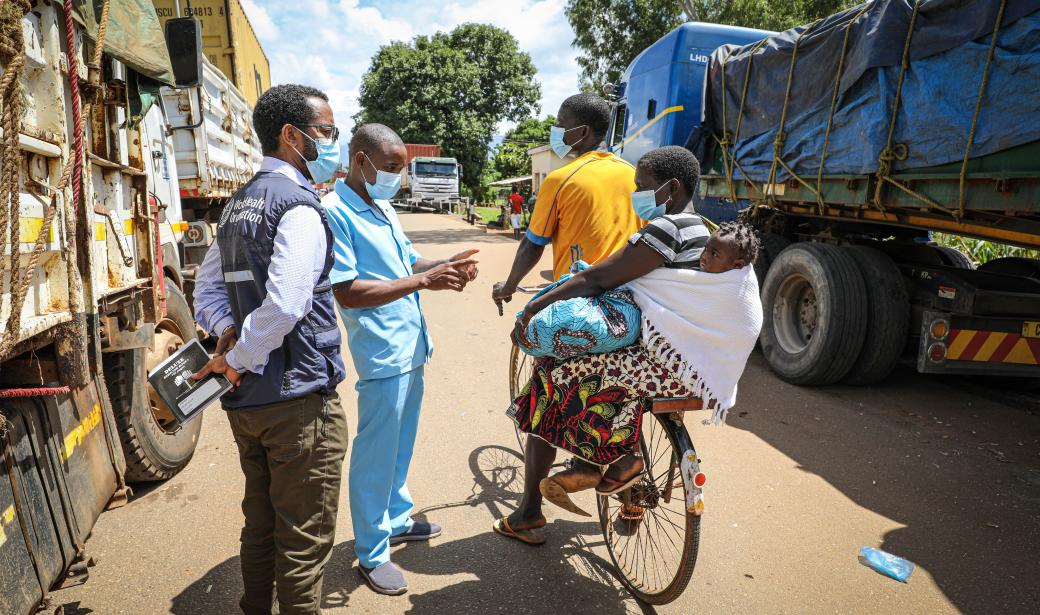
[{"xmin": 626, "ymin": 265, "xmax": 763, "ymax": 425}]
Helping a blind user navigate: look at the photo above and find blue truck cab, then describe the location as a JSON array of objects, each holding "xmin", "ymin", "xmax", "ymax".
[{"xmin": 607, "ymin": 22, "xmax": 772, "ymax": 220}]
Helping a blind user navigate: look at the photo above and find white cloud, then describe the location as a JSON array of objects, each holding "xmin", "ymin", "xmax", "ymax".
[
  {"xmin": 241, "ymin": 0, "xmax": 581, "ymax": 136},
  {"xmin": 238, "ymin": 0, "xmax": 278, "ymax": 41}
]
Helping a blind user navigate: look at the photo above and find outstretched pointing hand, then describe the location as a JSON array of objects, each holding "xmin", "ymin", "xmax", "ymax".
[{"xmin": 449, "ymin": 248, "xmax": 480, "ymax": 281}]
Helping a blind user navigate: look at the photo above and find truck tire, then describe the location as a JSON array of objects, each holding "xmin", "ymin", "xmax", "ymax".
[
  {"xmin": 842, "ymin": 247, "xmax": 910, "ymax": 385},
  {"xmin": 759, "ymin": 242, "xmax": 868, "ymax": 385},
  {"xmin": 933, "ymin": 246, "xmax": 975, "ymax": 269},
  {"xmin": 104, "ymin": 286, "xmax": 202, "ymax": 482},
  {"xmin": 753, "ymin": 233, "xmax": 792, "ymax": 287},
  {"xmin": 977, "ymin": 256, "xmax": 1040, "ymax": 279}
]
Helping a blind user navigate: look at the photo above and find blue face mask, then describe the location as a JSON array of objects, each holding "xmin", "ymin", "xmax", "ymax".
[
  {"xmin": 631, "ymin": 181, "xmax": 673, "ymax": 220},
  {"xmin": 549, "ymin": 124, "xmax": 586, "ymax": 159},
  {"xmin": 361, "ymin": 153, "xmax": 402, "ymax": 201},
  {"xmin": 292, "ymin": 127, "xmax": 340, "ymax": 184}
]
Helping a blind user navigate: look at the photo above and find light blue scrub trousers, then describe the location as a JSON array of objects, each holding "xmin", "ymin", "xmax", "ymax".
[{"xmin": 349, "ymin": 365, "xmax": 424, "ymax": 568}]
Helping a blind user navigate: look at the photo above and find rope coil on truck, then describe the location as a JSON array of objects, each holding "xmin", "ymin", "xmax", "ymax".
[
  {"xmin": 763, "ymin": 20, "xmax": 823, "ymax": 207},
  {"xmin": 870, "ymin": 0, "xmax": 945, "ymax": 216}
]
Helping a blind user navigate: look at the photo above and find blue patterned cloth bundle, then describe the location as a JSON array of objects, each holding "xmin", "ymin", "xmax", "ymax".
[{"xmin": 518, "ymin": 262, "xmax": 641, "ymax": 360}]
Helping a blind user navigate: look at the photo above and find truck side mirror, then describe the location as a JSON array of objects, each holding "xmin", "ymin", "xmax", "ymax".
[
  {"xmin": 458, "ymin": 164, "xmax": 463, "ymax": 178},
  {"xmin": 165, "ymin": 17, "xmax": 204, "ymax": 88}
]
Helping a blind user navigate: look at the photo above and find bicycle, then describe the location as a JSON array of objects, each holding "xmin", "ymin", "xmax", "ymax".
[{"xmin": 498, "ymin": 292, "xmax": 706, "ymax": 605}]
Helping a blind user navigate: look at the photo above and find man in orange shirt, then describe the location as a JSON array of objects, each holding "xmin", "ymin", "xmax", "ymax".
[{"xmin": 492, "ymin": 93, "xmax": 640, "ymax": 308}]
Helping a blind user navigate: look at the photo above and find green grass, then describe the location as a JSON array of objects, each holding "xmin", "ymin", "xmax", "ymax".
[
  {"xmin": 474, "ymin": 206, "xmax": 504, "ymax": 224},
  {"xmin": 933, "ymin": 234, "xmax": 1039, "ymax": 265}
]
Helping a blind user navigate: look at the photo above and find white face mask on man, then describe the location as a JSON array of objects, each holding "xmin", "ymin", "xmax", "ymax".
[
  {"xmin": 360, "ymin": 152, "xmax": 402, "ymax": 200},
  {"xmin": 290, "ymin": 126, "xmax": 340, "ymax": 184}
]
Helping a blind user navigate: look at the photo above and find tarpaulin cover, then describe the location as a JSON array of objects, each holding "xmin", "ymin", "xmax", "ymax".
[
  {"xmin": 689, "ymin": 0, "xmax": 1040, "ymax": 182},
  {"xmin": 74, "ymin": 0, "xmax": 175, "ymax": 85}
]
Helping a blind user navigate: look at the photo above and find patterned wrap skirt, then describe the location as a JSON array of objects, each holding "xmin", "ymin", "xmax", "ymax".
[{"xmin": 507, "ymin": 337, "xmax": 698, "ymax": 466}]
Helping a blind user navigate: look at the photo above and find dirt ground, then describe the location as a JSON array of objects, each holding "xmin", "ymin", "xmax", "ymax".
[{"xmin": 58, "ymin": 213, "xmax": 1040, "ymax": 615}]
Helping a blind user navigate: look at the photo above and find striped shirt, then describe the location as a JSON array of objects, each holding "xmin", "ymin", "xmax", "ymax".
[{"xmin": 628, "ymin": 212, "xmax": 709, "ymax": 269}]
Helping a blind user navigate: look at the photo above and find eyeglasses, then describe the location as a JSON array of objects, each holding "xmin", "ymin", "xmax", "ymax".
[{"xmin": 294, "ymin": 123, "xmax": 339, "ymax": 142}]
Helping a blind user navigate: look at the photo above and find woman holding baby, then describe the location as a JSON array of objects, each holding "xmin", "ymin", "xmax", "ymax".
[{"xmin": 493, "ymin": 146, "xmax": 763, "ymax": 545}]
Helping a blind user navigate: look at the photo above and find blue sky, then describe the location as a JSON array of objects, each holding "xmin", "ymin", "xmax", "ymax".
[{"xmin": 239, "ymin": 0, "xmax": 581, "ymax": 138}]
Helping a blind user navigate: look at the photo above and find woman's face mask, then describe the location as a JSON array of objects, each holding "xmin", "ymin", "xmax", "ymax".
[
  {"xmin": 361, "ymin": 152, "xmax": 402, "ymax": 201},
  {"xmin": 631, "ymin": 180, "xmax": 673, "ymax": 220}
]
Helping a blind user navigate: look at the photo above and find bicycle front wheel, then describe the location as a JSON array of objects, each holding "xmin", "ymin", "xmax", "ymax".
[
  {"xmin": 508, "ymin": 343, "xmax": 534, "ymax": 453},
  {"xmin": 598, "ymin": 413, "xmax": 701, "ymax": 604}
]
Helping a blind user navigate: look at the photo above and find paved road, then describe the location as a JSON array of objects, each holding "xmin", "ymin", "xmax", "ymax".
[{"xmin": 60, "ymin": 214, "xmax": 1040, "ymax": 614}]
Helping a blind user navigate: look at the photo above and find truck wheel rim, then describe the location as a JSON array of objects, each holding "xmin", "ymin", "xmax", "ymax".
[
  {"xmin": 144, "ymin": 324, "xmax": 185, "ymax": 433},
  {"xmin": 774, "ymin": 274, "xmax": 818, "ymax": 354}
]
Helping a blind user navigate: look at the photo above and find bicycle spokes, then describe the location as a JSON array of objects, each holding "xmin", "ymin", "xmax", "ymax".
[{"xmin": 598, "ymin": 413, "xmax": 700, "ymax": 603}]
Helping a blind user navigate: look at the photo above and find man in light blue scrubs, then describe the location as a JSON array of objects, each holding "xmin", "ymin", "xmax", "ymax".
[{"xmin": 323, "ymin": 123, "xmax": 479, "ymax": 595}]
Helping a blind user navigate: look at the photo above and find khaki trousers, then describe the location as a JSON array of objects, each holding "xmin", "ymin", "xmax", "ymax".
[{"xmin": 227, "ymin": 393, "xmax": 349, "ymax": 615}]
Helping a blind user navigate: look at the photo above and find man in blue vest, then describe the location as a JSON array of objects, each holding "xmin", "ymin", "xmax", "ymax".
[
  {"xmin": 192, "ymin": 84, "xmax": 348, "ymax": 615},
  {"xmin": 323, "ymin": 123, "xmax": 478, "ymax": 595}
]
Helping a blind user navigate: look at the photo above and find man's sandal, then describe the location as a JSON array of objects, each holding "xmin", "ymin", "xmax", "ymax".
[{"xmin": 493, "ymin": 517, "xmax": 546, "ymax": 546}]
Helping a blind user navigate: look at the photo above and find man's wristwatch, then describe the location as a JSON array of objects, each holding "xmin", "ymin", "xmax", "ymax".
[{"xmin": 220, "ymin": 325, "xmax": 236, "ymax": 337}]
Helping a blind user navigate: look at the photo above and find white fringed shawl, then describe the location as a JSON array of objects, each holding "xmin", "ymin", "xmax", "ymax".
[{"xmin": 626, "ymin": 265, "xmax": 763, "ymax": 424}]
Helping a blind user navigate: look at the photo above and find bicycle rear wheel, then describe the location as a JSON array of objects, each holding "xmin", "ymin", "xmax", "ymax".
[
  {"xmin": 598, "ymin": 413, "xmax": 700, "ymax": 604},
  {"xmin": 508, "ymin": 343, "xmax": 534, "ymax": 453}
]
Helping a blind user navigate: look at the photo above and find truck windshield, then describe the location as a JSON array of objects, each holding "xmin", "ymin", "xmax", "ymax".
[
  {"xmin": 610, "ymin": 104, "xmax": 627, "ymax": 148},
  {"xmin": 415, "ymin": 162, "xmax": 457, "ymax": 176}
]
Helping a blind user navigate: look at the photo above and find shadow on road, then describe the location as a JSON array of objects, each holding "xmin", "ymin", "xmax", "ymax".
[
  {"xmin": 169, "ymin": 445, "xmax": 656, "ymax": 615},
  {"xmin": 729, "ymin": 354, "xmax": 1040, "ymax": 614},
  {"xmin": 404, "ymin": 226, "xmax": 517, "ymax": 246}
]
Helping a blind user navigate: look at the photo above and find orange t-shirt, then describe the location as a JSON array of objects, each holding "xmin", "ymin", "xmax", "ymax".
[{"xmin": 526, "ymin": 151, "xmax": 641, "ymax": 280}]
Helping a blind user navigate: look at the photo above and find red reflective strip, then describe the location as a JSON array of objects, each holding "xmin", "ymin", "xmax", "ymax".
[
  {"xmin": 959, "ymin": 331, "xmax": 991, "ymax": 361},
  {"xmin": 990, "ymin": 333, "xmax": 1021, "ymax": 363},
  {"xmin": 946, "ymin": 328, "xmax": 962, "ymax": 346}
]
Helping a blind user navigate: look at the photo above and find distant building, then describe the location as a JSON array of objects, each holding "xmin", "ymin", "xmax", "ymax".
[{"xmin": 528, "ymin": 144, "xmax": 568, "ymax": 196}]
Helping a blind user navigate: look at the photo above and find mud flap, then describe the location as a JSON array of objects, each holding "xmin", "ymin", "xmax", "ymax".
[{"xmin": 679, "ymin": 449, "xmax": 705, "ymax": 516}]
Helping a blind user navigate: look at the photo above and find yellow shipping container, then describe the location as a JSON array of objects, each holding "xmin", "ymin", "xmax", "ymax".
[{"xmin": 152, "ymin": 0, "xmax": 270, "ymax": 105}]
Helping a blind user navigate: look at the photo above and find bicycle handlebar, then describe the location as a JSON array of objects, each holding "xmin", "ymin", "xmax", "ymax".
[{"xmin": 495, "ymin": 285, "xmax": 545, "ymax": 317}]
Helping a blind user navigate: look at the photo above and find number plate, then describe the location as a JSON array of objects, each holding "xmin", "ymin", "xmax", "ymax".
[{"xmin": 1024, "ymin": 321, "xmax": 1040, "ymax": 339}]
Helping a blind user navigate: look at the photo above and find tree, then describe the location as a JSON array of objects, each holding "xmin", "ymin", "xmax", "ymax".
[
  {"xmin": 681, "ymin": 0, "xmax": 859, "ymax": 32},
  {"xmin": 354, "ymin": 24, "xmax": 540, "ymax": 193},
  {"xmin": 491, "ymin": 115, "xmax": 556, "ymax": 188},
  {"xmin": 567, "ymin": 0, "xmax": 860, "ymax": 91},
  {"xmin": 565, "ymin": 0, "xmax": 684, "ymax": 91}
]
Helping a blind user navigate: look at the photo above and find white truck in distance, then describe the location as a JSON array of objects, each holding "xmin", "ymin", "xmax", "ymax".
[{"xmin": 402, "ymin": 156, "xmax": 462, "ymax": 208}]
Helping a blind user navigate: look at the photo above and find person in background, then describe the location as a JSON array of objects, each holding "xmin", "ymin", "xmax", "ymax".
[
  {"xmin": 508, "ymin": 186, "xmax": 525, "ymax": 240},
  {"xmin": 493, "ymin": 93, "xmax": 641, "ymax": 306},
  {"xmin": 323, "ymin": 123, "xmax": 480, "ymax": 596},
  {"xmin": 192, "ymin": 84, "xmax": 348, "ymax": 615}
]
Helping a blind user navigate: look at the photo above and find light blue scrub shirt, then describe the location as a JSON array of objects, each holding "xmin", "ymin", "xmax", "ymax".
[{"xmin": 322, "ymin": 180, "xmax": 432, "ymax": 381}]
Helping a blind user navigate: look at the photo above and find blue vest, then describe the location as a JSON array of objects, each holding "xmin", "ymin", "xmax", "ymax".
[{"xmin": 215, "ymin": 170, "xmax": 346, "ymax": 409}]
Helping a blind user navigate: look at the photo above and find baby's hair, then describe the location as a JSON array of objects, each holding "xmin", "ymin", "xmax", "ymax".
[{"xmin": 715, "ymin": 222, "xmax": 760, "ymax": 264}]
